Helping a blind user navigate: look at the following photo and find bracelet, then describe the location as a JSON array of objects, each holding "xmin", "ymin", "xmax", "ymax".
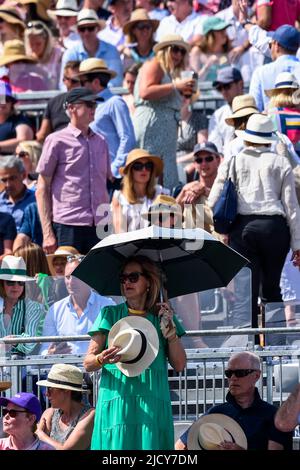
[{"xmin": 96, "ymin": 354, "xmax": 104, "ymax": 367}]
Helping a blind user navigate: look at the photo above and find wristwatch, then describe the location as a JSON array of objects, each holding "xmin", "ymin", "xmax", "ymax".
[{"xmin": 241, "ymin": 19, "xmax": 253, "ymax": 27}]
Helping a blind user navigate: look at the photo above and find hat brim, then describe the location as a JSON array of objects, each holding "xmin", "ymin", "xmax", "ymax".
[
  {"xmin": 265, "ymin": 85, "xmax": 299, "ymax": 97},
  {"xmin": 36, "ymin": 378, "xmax": 88, "ymax": 392},
  {"xmin": 0, "ymin": 381, "xmax": 11, "ymax": 392},
  {"xmin": 119, "ymin": 155, "xmax": 163, "ymax": 177},
  {"xmin": 204, "ymin": 23, "xmax": 230, "ymax": 35},
  {"xmin": 108, "ymin": 316, "xmax": 159, "ymax": 377},
  {"xmin": 77, "ymin": 19, "xmax": 102, "ymax": 27},
  {"xmin": 141, "ymin": 205, "xmax": 183, "ymax": 221},
  {"xmin": 0, "ymin": 12, "xmax": 25, "ymax": 27},
  {"xmin": 187, "ymin": 413, "xmax": 248, "ymax": 450},
  {"xmin": 123, "ymin": 18, "xmax": 159, "ymax": 35},
  {"xmin": 0, "ymin": 54, "xmax": 37, "ymax": 67},
  {"xmin": 153, "ymin": 39, "xmax": 190, "ymax": 54},
  {"xmin": 75, "ymin": 68, "xmax": 117, "ymax": 79},
  {"xmin": 235, "ymin": 129, "xmax": 277, "ymax": 144},
  {"xmin": 225, "ymin": 107, "xmax": 258, "ymax": 126},
  {"xmin": 47, "ymin": 8, "xmax": 78, "ymax": 18},
  {"xmin": 0, "ymin": 274, "xmax": 34, "ymax": 281}
]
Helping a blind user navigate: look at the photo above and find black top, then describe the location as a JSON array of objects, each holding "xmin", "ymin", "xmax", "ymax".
[
  {"xmin": 0, "ymin": 114, "xmax": 32, "ymax": 145},
  {"xmin": 0, "ymin": 212, "xmax": 17, "ymax": 255},
  {"xmin": 44, "ymin": 92, "xmax": 69, "ymax": 132}
]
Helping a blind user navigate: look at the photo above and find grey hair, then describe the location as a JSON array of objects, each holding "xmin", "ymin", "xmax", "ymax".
[
  {"xmin": 228, "ymin": 351, "xmax": 261, "ymax": 370},
  {"xmin": 0, "ymin": 155, "xmax": 25, "ymax": 173}
]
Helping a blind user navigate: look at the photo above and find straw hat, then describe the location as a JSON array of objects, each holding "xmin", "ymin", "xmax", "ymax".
[
  {"xmin": 76, "ymin": 58, "xmax": 117, "ymax": 79},
  {"xmin": 0, "ymin": 39, "xmax": 37, "ymax": 67},
  {"xmin": 265, "ymin": 72, "xmax": 299, "ymax": 97},
  {"xmin": 36, "ymin": 363, "xmax": 87, "ymax": 392},
  {"xmin": 46, "ymin": 246, "xmax": 80, "ymax": 276},
  {"xmin": 141, "ymin": 194, "xmax": 182, "ymax": 221},
  {"xmin": 187, "ymin": 414, "xmax": 248, "ymax": 450},
  {"xmin": 0, "ymin": 381, "xmax": 11, "ymax": 392},
  {"xmin": 225, "ymin": 94, "xmax": 258, "ymax": 126},
  {"xmin": 47, "ymin": 0, "xmax": 78, "ymax": 18},
  {"xmin": 0, "ymin": 6, "xmax": 26, "ymax": 28},
  {"xmin": 119, "ymin": 148, "xmax": 163, "ymax": 176},
  {"xmin": 153, "ymin": 34, "xmax": 190, "ymax": 54},
  {"xmin": 235, "ymin": 113, "xmax": 277, "ymax": 145},
  {"xmin": 19, "ymin": 0, "xmax": 51, "ymax": 21},
  {"xmin": 0, "ymin": 255, "xmax": 34, "ymax": 282},
  {"xmin": 108, "ymin": 316, "xmax": 159, "ymax": 377},
  {"xmin": 123, "ymin": 8, "xmax": 159, "ymax": 35},
  {"xmin": 77, "ymin": 8, "xmax": 101, "ymax": 27}
]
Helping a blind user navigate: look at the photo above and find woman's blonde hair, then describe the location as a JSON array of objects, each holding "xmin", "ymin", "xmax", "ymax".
[
  {"xmin": 156, "ymin": 46, "xmax": 187, "ymax": 78},
  {"xmin": 121, "ymin": 160, "xmax": 157, "ymax": 204},
  {"xmin": 269, "ymin": 89, "xmax": 297, "ymax": 108},
  {"xmin": 198, "ymin": 30, "xmax": 232, "ymax": 54},
  {"xmin": 18, "ymin": 140, "xmax": 42, "ymax": 168},
  {"xmin": 13, "ymin": 243, "xmax": 50, "ymax": 276},
  {"xmin": 120, "ymin": 255, "xmax": 162, "ymax": 311},
  {"xmin": 24, "ymin": 21, "xmax": 54, "ymax": 63}
]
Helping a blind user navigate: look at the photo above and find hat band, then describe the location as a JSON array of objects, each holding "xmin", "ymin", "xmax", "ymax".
[
  {"xmin": 78, "ymin": 17, "xmax": 98, "ymax": 22},
  {"xmin": 46, "ymin": 377, "xmax": 82, "ymax": 389},
  {"xmin": 245, "ymin": 129, "xmax": 273, "ymax": 138},
  {"xmin": 0, "ymin": 268, "xmax": 27, "ymax": 275},
  {"xmin": 275, "ymin": 80, "xmax": 296, "ymax": 88},
  {"xmin": 0, "ymin": 9, "xmax": 23, "ymax": 21},
  {"xmin": 122, "ymin": 329, "xmax": 147, "ymax": 365},
  {"xmin": 55, "ymin": 7, "xmax": 78, "ymax": 12},
  {"xmin": 232, "ymin": 104, "xmax": 256, "ymax": 114}
]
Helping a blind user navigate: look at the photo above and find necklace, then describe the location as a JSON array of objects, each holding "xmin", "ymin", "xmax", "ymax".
[{"xmin": 128, "ymin": 307, "xmax": 146, "ymax": 315}]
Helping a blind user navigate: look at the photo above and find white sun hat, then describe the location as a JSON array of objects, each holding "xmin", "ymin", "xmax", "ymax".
[
  {"xmin": 47, "ymin": 0, "xmax": 78, "ymax": 18},
  {"xmin": 235, "ymin": 113, "xmax": 278, "ymax": 145},
  {"xmin": 0, "ymin": 255, "xmax": 34, "ymax": 281}
]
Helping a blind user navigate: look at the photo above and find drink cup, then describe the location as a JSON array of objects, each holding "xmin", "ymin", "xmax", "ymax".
[{"xmin": 180, "ymin": 70, "xmax": 198, "ymax": 97}]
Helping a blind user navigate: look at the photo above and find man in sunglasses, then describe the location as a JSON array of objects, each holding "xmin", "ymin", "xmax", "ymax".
[
  {"xmin": 208, "ymin": 66, "xmax": 244, "ymax": 156},
  {"xmin": 175, "ymin": 351, "xmax": 293, "ymax": 450}
]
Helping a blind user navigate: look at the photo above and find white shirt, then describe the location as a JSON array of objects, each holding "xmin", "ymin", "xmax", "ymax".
[
  {"xmin": 208, "ymin": 103, "xmax": 234, "ymax": 155},
  {"xmin": 98, "ymin": 16, "xmax": 125, "ymax": 48},
  {"xmin": 156, "ymin": 11, "xmax": 206, "ymax": 42}
]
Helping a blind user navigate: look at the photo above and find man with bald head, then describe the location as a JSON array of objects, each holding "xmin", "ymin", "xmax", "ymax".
[{"xmin": 175, "ymin": 351, "xmax": 292, "ymax": 450}]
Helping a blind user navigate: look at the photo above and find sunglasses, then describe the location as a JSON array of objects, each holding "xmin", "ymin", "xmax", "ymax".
[
  {"xmin": 27, "ymin": 21, "xmax": 46, "ymax": 30},
  {"xmin": 131, "ymin": 161, "xmax": 154, "ymax": 172},
  {"xmin": 194, "ymin": 155, "xmax": 215, "ymax": 164},
  {"xmin": 4, "ymin": 280, "xmax": 25, "ymax": 287},
  {"xmin": 119, "ymin": 271, "xmax": 145, "ymax": 284},
  {"xmin": 171, "ymin": 45, "xmax": 186, "ymax": 55},
  {"xmin": 66, "ymin": 255, "xmax": 85, "ymax": 263},
  {"xmin": 216, "ymin": 82, "xmax": 234, "ymax": 92},
  {"xmin": 78, "ymin": 25, "xmax": 97, "ymax": 33},
  {"xmin": 2, "ymin": 408, "xmax": 28, "ymax": 418},
  {"xmin": 63, "ymin": 75, "xmax": 80, "ymax": 84},
  {"xmin": 135, "ymin": 22, "xmax": 152, "ymax": 31},
  {"xmin": 224, "ymin": 369, "xmax": 258, "ymax": 379},
  {"xmin": 16, "ymin": 151, "xmax": 29, "ymax": 159}
]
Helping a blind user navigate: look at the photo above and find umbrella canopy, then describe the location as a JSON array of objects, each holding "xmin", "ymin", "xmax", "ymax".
[{"xmin": 73, "ymin": 226, "xmax": 248, "ymax": 299}]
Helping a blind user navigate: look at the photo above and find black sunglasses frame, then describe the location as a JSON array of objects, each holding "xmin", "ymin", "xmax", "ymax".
[
  {"xmin": 131, "ymin": 161, "xmax": 154, "ymax": 172},
  {"xmin": 170, "ymin": 45, "xmax": 186, "ymax": 55},
  {"xmin": 4, "ymin": 280, "xmax": 25, "ymax": 287},
  {"xmin": 119, "ymin": 271, "xmax": 145, "ymax": 284},
  {"xmin": 2, "ymin": 408, "xmax": 28, "ymax": 418},
  {"xmin": 194, "ymin": 155, "xmax": 215, "ymax": 164},
  {"xmin": 78, "ymin": 25, "xmax": 97, "ymax": 33},
  {"xmin": 225, "ymin": 369, "xmax": 258, "ymax": 379}
]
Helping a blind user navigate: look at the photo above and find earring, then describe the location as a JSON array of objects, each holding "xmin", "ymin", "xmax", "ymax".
[{"xmin": 147, "ymin": 287, "xmax": 150, "ymax": 292}]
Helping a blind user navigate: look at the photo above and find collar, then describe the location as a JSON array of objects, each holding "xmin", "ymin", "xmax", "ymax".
[
  {"xmin": 276, "ymin": 54, "xmax": 300, "ymax": 63},
  {"xmin": 67, "ymin": 122, "xmax": 95, "ymax": 138},
  {"xmin": 0, "ymin": 186, "xmax": 32, "ymax": 203},
  {"xmin": 226, "ymin": 387, "xmax": 261, "ymax": 409},
  {"xmin": 98, "ymin": 88, "xmax": 113, "ymax": 101}
]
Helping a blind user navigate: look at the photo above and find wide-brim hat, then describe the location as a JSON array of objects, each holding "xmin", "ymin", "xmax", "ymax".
[
  {"xmin": 108, "ymin": 316, "xmax": 159, "ymax": 377},
  {"xmin": 141, "ymin": 194, "xmax": 182, "ymax": 221},
  {"xmin": 153, "ymin": 34, "xmax": 190, "ymax": 54},
  {"xmin": 0, "ymin": 381, "xmax": 11, "ymax": 392},
  {"xmin": 0, "ymin": 39, "xmax": 37, "ymax": 67},
  {"xmin": 235, "ymin": 113, "xmax": 278, "ymax": 144},
  {"xmin": 46, "ymin": 246, "xmax": 80, "ymax": 276},
  {"xmin": 123, "ymin": 8, "xmax": 159, "ymax": 35},
  {"xmin": 225, "ymin": 94, "xmax": 258, "ymax": 126},
  {"xmin": 0, "ymin": 7, "xmax": 26, "ymax": 28},
  {"xmin": 47, "ymin": 0, "xmax": 78, "ymax": 18},
  {"xmin": 187, "ymin": 414, "xmax": 248, "ymax": 450},
  {"xmin": 77, "ymin": 8, "xmax": 102, "ymax": 27},
  {"xmin": 119, "ymin": 148, "xmax": 163, "ymax": 177},
  {"xmin": 75, "ymin": 58, "xmax": 117, "ymax": 79},
  {"xmin": 36, "ymin": 363, "xmax": 87, "ymax": 392},
  {"xmin": 19, "ymin": 0, "xmax": 51, "ymax": 21},
  {"xmin": 0, "ymin": 255, "xmax": 34, "ymax": 281},
  {"xmin": 265, "ymin": 71, "xmax": 299, "ymax": 97}
]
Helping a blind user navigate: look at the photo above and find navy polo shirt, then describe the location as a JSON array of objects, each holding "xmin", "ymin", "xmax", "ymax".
[
  {"xmin": 0, "ymin": 188, "xmax": 36, "ymax": 232},
  {"xmin": 19, "ymin": 202, "xmax": 43, "ymax": 246},
  {"xmin": 0, "ymin": 212, "xmax": 16, "ymax": 254},
  {"xmin": 181, "ymin": 388, "xmax": 293, "ymax": 450}
]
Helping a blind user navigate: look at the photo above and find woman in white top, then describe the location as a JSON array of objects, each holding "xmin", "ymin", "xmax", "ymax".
[
  {"xmin": 208, "ymin": 113, "xmax": 300, "ymax": 334},
  {"xmin": 111, "ymin": 148, "xmax": 169, "ymax": 233}
]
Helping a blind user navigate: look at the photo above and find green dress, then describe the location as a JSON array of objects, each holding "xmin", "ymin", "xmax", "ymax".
[{"xmin": 88, "ymin": 302, "xmax": 185, "ymax": 450}]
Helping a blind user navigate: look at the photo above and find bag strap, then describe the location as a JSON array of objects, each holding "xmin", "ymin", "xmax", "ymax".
[{"xmin": 227, "ymin": 154, "xmax": 237, "ymax": 184}]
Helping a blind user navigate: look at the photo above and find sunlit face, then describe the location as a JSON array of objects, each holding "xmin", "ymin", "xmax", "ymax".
[
  {"xmin": 111, "ymin": 0, "xmax": 133, "ymax": 20},
  {"xmin": 130, "ymin": 157, "xmax": 153, "ymax": 185},
  {"xmin": 29, "ymin": 34, "xmax": 47, "ymax": 58},
  {"xmin": 170, "ymin": 45, "xmax": 186, "ymax": 68},
  {"xmin": 45, "ymin": 386, "xmax": 66, "ymax": 408},
  {"xmin": 77, "ymin": 23, "xmax": 99, "ymax": 48},
  {"xmin": 2, "ymin": 403, "xmax": 33, "ymax": 435},
  {"xmin": 123, "ymin": 72, "xmax": 136, "ymax": 94},
  {"xmin": 132, "ymin": 21, "xmax": 153, "ymax": 43},
  {"xmin": 52, "ymin": 256, "xmax": 67, "ymax": 276},
  {"xmin": 69, "ymin": 101, "xmax": 96, "ymax": 125},
  {"xmin": 3, "ymin": 280, "xmax": 24, "ymax": 301},
  {"xmin": 226, "ymin": 355, "xmax": 260, "ymax": 398},
  {"xmin": 0, "ymin": 100, "xmax": 14, "ymax": 120},
  {"xmin": 64, "ymin": 260, "xmax": 91, "ymax": 298},
  {"xmin": 120, "ymin": 261, "xmax": 149, "ymax": 301},
  {"xmin": 0, "ymin": 167, "xmax": 25, "ymax": 199},
  {"xmin": 56, "ymin": 15, "xmax": 77, "ymax": 35},
  {"xmin": 0, "ymin": 20, "xmax": 17, "ymax": 41},
  {"xmin": 213, "ymin": 28, "xmax": 228, "ymax": 48},
  {"xmin": 194, "ymin": 151, "xmax": 220, "ymax": 179}
]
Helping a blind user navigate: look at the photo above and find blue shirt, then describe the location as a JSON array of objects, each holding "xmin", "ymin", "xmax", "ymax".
[
  {"xmin": 40, "ymin": 290, "xmax": 116, "ymax": 355},
  {"xmin": 0, "ymin": 188, "xmax": 36, "ymax": 232},
  {"xmin": 249, "ymin": 55, "xmax": 300, "ymax": 111},
  {"xmin": 19, "ymin": 202, "xmax": 43, "ymax": 246},
  {"xmin": 90, "ymin": 88, "xmax": 136, "ymax": 178},
  {"xmin": 60, "ymin": 39, "xmax": 123, "ymax": 88}
]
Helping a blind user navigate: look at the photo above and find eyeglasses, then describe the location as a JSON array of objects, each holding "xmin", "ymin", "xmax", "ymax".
[
  {"xmin": 194, "ymin": 155, "xmax": 215, "ymax": 164},
  {"xmin": 224, "ymin": 369, "xmax": 258, "ymax": 379},
  {"xmin": 216, "ymin": 82, "xmax": 234, "ymax": 92},
  {"xmin": 135, "ymin": 22, "xmax": 152, "ymax": 31},
  {"xmin": 66, "ymin": 255, "xmax": 85, "ymax": 263},
  {"xmin": 4, "ymin": 280, "xmax": 25, "ymax": 287},
  {"xmin": 171, "ymin": 45, "xmax": 186, "ymax": 55},
  {"xmin": 27, "ymin": 21, "xmax": 46, "ymax": 30},
  {"xmin": 2, "ymin": 408, "xmax": 28, "ymax": 418},
  {"xmin": 131, "ymin": 161, "xmax": 154, "ymax": 172},
  {"xmin": 119, "ymin": 271, "xmax": 145, "ymax": 284},
  {"xmin": 78, "ymin": 25, "xmax": 97, "ymax": 33},
  {"xmin": 63, "ymin": 76, "xmax": 80, "ymax": 84}
]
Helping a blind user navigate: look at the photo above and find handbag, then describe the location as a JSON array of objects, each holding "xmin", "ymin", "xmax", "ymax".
[{"xmin": 212, "ymin": 155, "xmax": 237, "ymax": 234}]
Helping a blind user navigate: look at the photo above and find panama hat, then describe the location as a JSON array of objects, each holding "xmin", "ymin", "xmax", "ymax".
[
  {"xmin": 153, "ymin": 34, "xmax": 190, "ymax": 54},
  {"xmin": 46, "ymin": 246, "xmax": 80, "ymax": 276},
  {"xmin": 47, "ymin": 0, "xmax": 78, "ymax": 18},
  {"xmin": 108, "ymin": 316, "xmax": 159, "ymax": 377},
  {"xmin": 141, "ymin": 194, "xmax": 182, "ymax": 221},
  {"xmin": 235, "ymin": 113, "xmax": 277, "ymax": 144},
  {"xmin": 265, "ymin": 72, "xmax": 299, "ymax": 97},
  {"xmin": 36, "ymin": 363, "xmax": 87, "ymax": 392},
  {"xmin": 19, "ymin": 0, "xmax": 51, "ymax": 21},
  {"xmin": 0, "ymin": 39, "xmax": 37, "ymax": 67},
  {"xmin": 75, "ymin": 58, "xmax": 117, "ymax": 79},
  {"xmin": 0, "ymin": 6, "xmax": 26, "ymax": 28},
  {"xmin": 119, "ymin": 148, "xmax": 163, "ymax": 177},
  {"xmin": 0, "ymin": 255, "xmax": 34, "ymax": 282},
  {"xmin": 77, "ymin": 8, "xmax": 102, "ymax": 27},
  {"xmin": 225, "ymin": 94, "xmax": 258, "ymax": 126},
  {"xmin": 123, "ymin": 8, "xmax": 159, "ymax": 35},
  {"xmin": 187, "ymin": 413, "xmax": 248, "ymax": 450},
  {"xmin": 0, "ymin": 381, "xmax": 11, "ymax": 392}
]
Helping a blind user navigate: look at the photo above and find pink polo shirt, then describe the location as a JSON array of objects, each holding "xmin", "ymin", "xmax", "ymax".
[
  {"xmin": 0, "ymin": 436, "xmax": 55, "ymax": 450},
  {"xmin": 37, "ymin": 123, "xmax": 112, "ymax": 226},
  {"xmin": 257, "ymin": 0, "xmax": 300, "ymax": 31}
]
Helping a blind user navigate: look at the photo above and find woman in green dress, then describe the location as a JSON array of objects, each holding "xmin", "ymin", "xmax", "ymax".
[{"xmin": 84, "ymin": 255, "xmax": 186, "ymax": 450}]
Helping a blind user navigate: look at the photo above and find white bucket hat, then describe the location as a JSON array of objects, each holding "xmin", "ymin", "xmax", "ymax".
[
  {"xmin": 265, "ymin": 71, "xmax": 299, "ymax": 97},
  {"xmin": 108, "ymin": 316, "xmax": 159, "ymax": 377},
  {"xmin": 47, "ymin": 0, "xmax": 78, "ymax": 18},
  {"xmin": 0, "ymin": 255, "xmax": 34, "ymax": 281},
  {"xmin": 36, "ymin": 363, "xmax": 87, "ymax": 392},
  {"xmin": 235, "ymin": 113, "xmax": 277, "ymax": 145},
  {"xmin": 187, "ymin": 413, "xmax": 248, "ymax": 450}
]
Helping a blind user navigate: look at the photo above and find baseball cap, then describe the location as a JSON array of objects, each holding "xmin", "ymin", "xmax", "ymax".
[
  {"xmin": 193, "ymin": 142, "xmax": 219, "ymax": 156},
  {"xmin": 0, "ymin": 392, "xmax": 42, "ymax": 421},
  {"xmin": 270, "ymin": 24, "xmax": 300, "ymax": 52},
  {"xmin": 64, "ymin": 87, "xmax": 102, "ymax": 106},
  {"xmin": 213, "ymin": 66, "xmax": 243, "ymax": 87},
  {"xmin": 202, "ymin": 16, "xmax": 229, "ymax": 36},
  {"xmin": 0, "ymin": 78, "xmax": 16, "ymax": 103}
]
